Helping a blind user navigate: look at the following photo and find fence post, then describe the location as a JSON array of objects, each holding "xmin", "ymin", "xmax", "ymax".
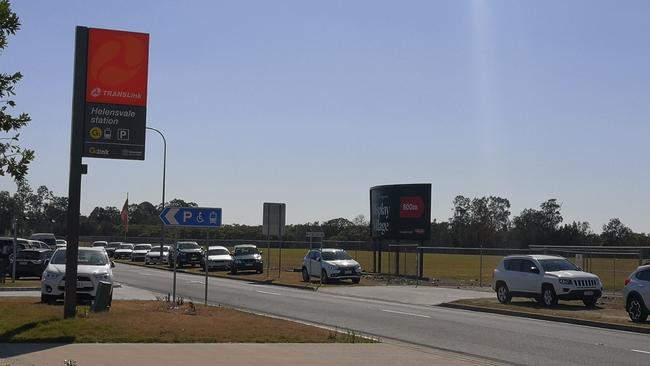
[
  {"xmin": 612, "ymin": 258, "xmax": 616, "ymax": 293},
  {"xmin": 479, "ymin": 245, "xmax": 483, "ymax": 287}
]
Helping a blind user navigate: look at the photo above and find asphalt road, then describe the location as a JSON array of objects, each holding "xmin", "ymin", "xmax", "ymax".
[{"xmin": 113, "ymin": 264, "xmax": 650, "ymax": 366}]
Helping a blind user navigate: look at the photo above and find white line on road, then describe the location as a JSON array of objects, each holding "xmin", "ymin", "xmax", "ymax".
[
  {"xmin": 187, "ymin": 280, "xmax": 204, "ymax": 284},
  {"xmin": 631, "ymin": 349, "xmax": 650, "ymax": 355},
  {"xmin": 381, "ymin": 309, "xmax": 431, "ymax": 318},
  {"xmin": 256, "ymin": 290, "xmax": 281, "ymax": 296}
]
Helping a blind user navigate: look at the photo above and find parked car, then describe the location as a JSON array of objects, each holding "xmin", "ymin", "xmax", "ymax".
[
  {"xmin": 302, "ymin": 248, "xmax": 362, "ymax": 284},
  {"xmin": 14, "ymin": 248, "xmax": 53, "ymax": 279},
  {"xmin": 29, "ymin": 233, "xmax": 57, "ymax": 249},
  {"xmin": 1, "ymin": 237, "xmax": 31, "ymax": 273},
  {"xmin": 623, "ymin": 264, "xmax": 650, "ymax": 323},
  {"xmin": 231, "ymin": 244, "xmax": 263, "ymax": 274},
  {"xmin": 202, "ymin": 246, "xmax": 233, "ymax": 271},
  {"xmin": 131, "ymin": 244, "xmax": 152, "ymax": 262},
  {"xmin": 28, "ymin": 240, "xmax": 51, "ymax": 250},
  {"xmin": 92, "ymin": 241, "xmax": 108, "ymax": 249},
  {"xmin": 105, "ymin": 242, "xmax": 122, "ymax": 258},
  {"xmin": 41, "ymin": 247, "xmax": 114, "ymax": 304},
  {"xmin": 145, "ymin": 245, "xmax": 170, "ymax": 265},
  {"xmin": 55, "ymin": 239, "xmax": 67, "ymax": 248},
  {"xmin": 114, "ymin": 243, "xmax": 135, "ymax": 259},
  {"xmin": 169, "ymin": 242, "xmax": 203, "ymax": 268},
  {"xmin": 493, "ymin": 255, "xmax": 602, "ymax": 307}
]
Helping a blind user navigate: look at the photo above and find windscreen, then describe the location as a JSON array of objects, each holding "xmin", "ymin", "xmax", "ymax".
[
  {"xmin": 119, "ymin": 244, "xmax": 134, "ymax": 249},
  {"xmin": 322, "ymin": 251, "xmax": 353, "ymax": 261},
  {"xmin": 178, "ymin": 243, "xmax": 199, "ymax": 250},
  {"xmin": 50, "ymin": 249, "xmax": 109, "ymax": 265},
  {"xmin": 208, "ymin": 249, "xmax": 229, "ymax": 256},
  {"xmin": 134, "ymin": 245, "xmax": 151, "ymax": 251},
  {"xmin": 538, "ymin": 259, "xmax": 578, "ymax": 272},
  {"xmin": 235, "ymin": 247, "xmax": 258, "ymax": 255},
  {"xmin": 150, "ymin": 246, "xmax": 169, "ymax": 252},
  {"xmin": 107, "ymin": 243, "xmax": 121, "ymax": 248},
  {"xmin": 92, "ymin": 242, "xmax": 107, "ymax": 247}
]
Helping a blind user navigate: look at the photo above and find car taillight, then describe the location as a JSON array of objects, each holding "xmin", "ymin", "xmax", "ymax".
[{"xmin": 624, "ymin": 278, "xmax": 631, "ymax": 286}]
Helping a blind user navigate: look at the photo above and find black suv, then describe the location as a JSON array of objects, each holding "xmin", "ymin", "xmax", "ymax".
[
  {"xmin": 1, "ymin": 237, "xmax": 31, "ymax": 275},
  {"xmin": 14, "ymin": 249, "xmax": 53, "ymax": 279},
  {"xmin": 169, "ymin": 242, "xmax": 203, "ymax": 268},
  {"xmin": 231, "ymin": 244, "xmax": 263, "ymax": 274}
]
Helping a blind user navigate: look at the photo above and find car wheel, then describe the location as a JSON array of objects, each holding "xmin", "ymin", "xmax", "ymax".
[
  {"xmin": 627, "ymin": 295, "xmax": 649, "ymax": 323},
  {"xmin": 583, "ymin": 298, "xmax": 598, "ymax": 307},
  {"xmin": 496, "ymin": 282, "xmax": 511, "ymax": 304},
  {"xmin": 352, "ymin": 277, "xmax": 360, "ymax": 284},
  {"xmin": 302, "ymin": 268, "xmax": 310, "ymax": 282},
  {"xmin": 542, "ymin": 285, "xmax": 558, "ymax": 307},
  {"xmin": 321, "ymin": 270, "xmax": 329, "ymax": 284}
]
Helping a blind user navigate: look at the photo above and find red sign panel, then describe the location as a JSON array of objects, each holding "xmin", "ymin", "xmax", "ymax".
[
  {"xmin": 86, "ymin": 28, "xmax": 149, "ymax": 107},
  {"xmin": 400, "ymin": 196, "xmax": 425, "ymax": 218}
]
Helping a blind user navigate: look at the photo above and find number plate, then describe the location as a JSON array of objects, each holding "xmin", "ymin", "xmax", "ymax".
[
  {"xmin": 18, "ymin": 261, "xmax": 27, "ymax": 265},
  {"xmin": 345, "ymin": 270, "xmax": 352, "ymax": 275},
  {"xmin": 584, "ymin": 291, "xmax": 593, "ymax": 296}
]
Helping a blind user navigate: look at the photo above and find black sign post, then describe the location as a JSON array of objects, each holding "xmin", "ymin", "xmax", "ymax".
[{"xmin": 65, "ymin": 26, "xmax": 88, "ymax": 319}]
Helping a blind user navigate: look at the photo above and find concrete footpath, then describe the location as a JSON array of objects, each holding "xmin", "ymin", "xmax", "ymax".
[{"xmin": 0, "ymin": 343, "xmax": 503, "ymax": 366}]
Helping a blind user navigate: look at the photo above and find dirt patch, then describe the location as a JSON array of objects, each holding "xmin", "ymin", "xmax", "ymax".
[{"xmin": 0, "ymin": 297, "xmax": 377, "ymax": 343}]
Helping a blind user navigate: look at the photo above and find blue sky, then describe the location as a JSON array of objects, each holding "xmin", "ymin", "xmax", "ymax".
[{"xmin": 2, "ymin": 1, "xmax": 649, "ymax": 232}]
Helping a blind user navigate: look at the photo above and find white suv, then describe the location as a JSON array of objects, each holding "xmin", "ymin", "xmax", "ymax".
[
  {"xmin": 302, "ymin": 249, "xmax": 362, "ymax": 284},
  {"xmin": 41, "ymin": 247, "xmax": 115, "ymax": 304},
  {"xmin": 493, "ymin": 255, "xmax": 602, "ymax": 307},
  {"xmin": 623, "ymin": 264, "xmax": 650, "ymax": 323}
]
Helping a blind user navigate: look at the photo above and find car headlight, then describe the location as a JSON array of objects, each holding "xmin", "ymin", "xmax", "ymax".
[
  {"xmin": 43, "ymin": 271, "xmax": 60, "ymax": 280},
  {"xmin": 94, "ymin": 272, "xmax": 111, "ymax": 281},
  {"xmin": 558, "ymin": 279, "xmax": 573, "ymax": 285}
]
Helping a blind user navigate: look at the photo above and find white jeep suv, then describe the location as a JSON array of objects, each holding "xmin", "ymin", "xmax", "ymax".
[
  {"xmin": 302, "ymin": 249, "xmax": 362, "ymax": 284},
  {"xmin": 493, "ymin": 255, "xmax": 602, "ymax": 307},
  {"xmin": 623, "ymin": 264, "xmax": 650, "ymax": 323},
  {"xmin": 41, "ymin": 247, "xmax": 115, "ymax": 304}
]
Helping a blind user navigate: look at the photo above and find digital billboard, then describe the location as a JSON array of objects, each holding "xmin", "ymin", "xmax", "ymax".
[{"xmin": 370, "ymin": 184, "xmax": 431, "ymax": 241}]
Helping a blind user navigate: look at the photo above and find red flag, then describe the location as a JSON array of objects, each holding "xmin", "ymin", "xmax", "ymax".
[{"xmin": 120, "ymin": 197, "xmax": 129, "ymax": 233}]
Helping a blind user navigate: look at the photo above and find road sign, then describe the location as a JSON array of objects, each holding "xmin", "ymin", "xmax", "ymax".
[
  {"xmin": 306, "ymin": 232, "xmax": 325, "ymax": 238},
  {"xmin": 159, "ymin": 207, "xmax": 222, "ymax": 228},
  {"xmin": 263, "ymin": 203, "xmax": 286, "ymax": 237}
]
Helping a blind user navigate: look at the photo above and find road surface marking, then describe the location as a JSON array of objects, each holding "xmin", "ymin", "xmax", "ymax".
[
  {"xmin": 187, "ymin": 280, "xmax": 204, "ymax": 284},
  {"xmin": 381, "ymin": 309, "xmax": 431, "ymax": 318},
  {"xmin": 256, "ymin": 290, "xmax": 281, "ymax": 296},
  {"xmin": 631, "ymin": 349, "xmax": 650, "ymax": 355}
]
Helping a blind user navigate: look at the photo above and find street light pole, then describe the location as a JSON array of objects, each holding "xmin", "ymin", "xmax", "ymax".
[{"xmin": 146, "ymin": 127, "xmax": 167, "ymax": 269}]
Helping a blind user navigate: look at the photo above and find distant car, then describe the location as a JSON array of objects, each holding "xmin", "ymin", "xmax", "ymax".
[
  {"xmin": 231, "ymin": 244, "xmax": 263, "ymax": 274},
  {"xmin": 92, "ymin": 241, "xmax": 108, "ymax": 249},
  {"xmin": 302, "ymin": 249, "xmax": 361, "ymax": 284},
  {"xmin": 105, "ymin": 242, "xmax": 122, "ymax": 258},
  {"xmin": 623, "ymin": 264, "xmax": 650, "ymax": 323},
  {"xmin": 493, "ymin": 255, "xmax": 603, "ymax": 307},
  {"xmin": 29, "ymin": 233, "xmax": 57, "ymax": 249},
  {"xmin": 41, "ymin": 247, "xmax": 114, "ymax": 304},
  {"xmin": 145, "ymin": 245, "xmax": 170, "ymax": 265},
  {"xmin": 55, "ymin": 239, "xmax": 67, "ymax": 247},
  {"xmin": 202, "ymin": 246, "xmax": 233, "ymax": 271},
  {"xmin": 169, "ymin": 242, "xmax": 203, "ymax": 268},
  {"xmin": 14, "ymin": 248, "xmax": 53, "ymax": 279},
  {"xmin": 114, "ymin": 243, "xmax": 135, "ymax": 259},
  {"xmin": 131, "ymin": 244, "xmax": 152, "ymax": 262},
  {"xmin": 28, "ymin": 240, "xmax": 51, "ymax": 250},
  {"xmin": 1, "ymin": 237, "xmax": 31, "ymax": 272}
]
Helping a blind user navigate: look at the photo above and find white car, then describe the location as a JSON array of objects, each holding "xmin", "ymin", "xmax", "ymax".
[
  {"xmin": 131, "ymin": 244, "xmax": 152, "ymax": 262},
  {"xmin": 203, "ymin": 246, "xmax": 233, "ymax": 271},
  {"xmin": 41, "ymin": 247, "xmax": 114, "ymax": 304},
  {"xmin": 302, "ymin": 248, "xmax": 362, "ymax": 284},
  {"xmin": 114, "ymin": 243, "xmax": 134, "ymax": 259},
  {"xmin": 92, "ymin": 241, "xmax": 108, "ymax": 248},
  {"xmin": 623, "ymin": 264, "xmax": 650, "ymax": 323},
  {"xmin": 145, "ymin": 245, "xmax": 170, "ymax": 264},
  {"xmin": 493, "ymin": 255, "xmax": 603, "ymax": 307}
]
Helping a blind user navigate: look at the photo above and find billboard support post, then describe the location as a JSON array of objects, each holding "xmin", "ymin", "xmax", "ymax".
[{"xmin": 65, "ymin": 26, "xmax": 89, "ymax": 319}]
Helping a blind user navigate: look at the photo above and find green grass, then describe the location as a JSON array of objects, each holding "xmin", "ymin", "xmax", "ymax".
[
  {"xmin": 0, "ymin": 298, "xmax": 377, "ymax": 343},
  {"xmin": 0, "ymin": 279, "xmax": 41, "ymax": 288}
]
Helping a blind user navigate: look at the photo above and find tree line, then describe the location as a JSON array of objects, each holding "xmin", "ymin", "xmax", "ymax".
[{"xmin": 1, "ymin": 181, "xmax": 648, "ymax": 247}]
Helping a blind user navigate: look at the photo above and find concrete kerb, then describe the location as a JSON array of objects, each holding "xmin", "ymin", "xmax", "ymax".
[
  {"xmin": 114, "ymin": 260, "xmax": 317, "ymax": 292},
  {"xmin": 0, "ymin": 287, "xmax": 40, "ymax": 292},
  {"xmin": 438, "ymin": 302, "xmax": 650, "ymax": 335}
]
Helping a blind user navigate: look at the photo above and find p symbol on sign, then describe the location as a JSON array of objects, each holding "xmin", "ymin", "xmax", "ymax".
[
  {"xmin": 117, "ymin": 129, "xmax": 130, "ymax": 141},
  {"xmin": 183, "ymin": 211, "xmax": 192, "ymax": 223}
]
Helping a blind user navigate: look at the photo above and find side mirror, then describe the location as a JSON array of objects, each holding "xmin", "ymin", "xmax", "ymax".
[
  {"xmin": 530, "ymin": 267, "xmax": 540, "ymax": 274},
  {"xmin": 111, "ymin": 261, "xmax": 116, "ymax": 268},
  {"xmin": 577, "ymin": 267, "xmax": 583, "ymax": 271},
  {"xmin": 317, "ymin": 257, "xmax": 321, "ymax": 262},
  {"xmin": 259, "ymin": 250, "xmax": 263, "ymax": 255},
  {"xmin": 44, "ymin": 259, "xmax": 50, "ymax": 266}
]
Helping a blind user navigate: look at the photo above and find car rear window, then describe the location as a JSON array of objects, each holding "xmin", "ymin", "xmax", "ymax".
[
  {"xmin": 636, "ymin": 269, "xmax": 650, "ymax": 281},
  {"xmin": 17, "ymin": 251, "xmax": 42, "ymax": 260}
]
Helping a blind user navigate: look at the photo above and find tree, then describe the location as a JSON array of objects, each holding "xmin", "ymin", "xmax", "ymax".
[
  {"xmin": 0, "ymin": 0, "xmax": 33, "ymax": 180},
  {"xmin": 601, "ymin": 218, "xmax": 632, "ymax": 246}
]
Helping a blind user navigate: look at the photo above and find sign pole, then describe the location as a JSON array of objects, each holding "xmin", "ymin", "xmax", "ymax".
[
  {"xmin": 172, "ymin": 241, "xmax": 177, "ymax": 302},
  {"xmin": 204, "ymin": 230, "xmax": 208, "ymax": 306},
  {"xmin": 65, "ymin": 26, "xmax": 88, "ymax": 319}
]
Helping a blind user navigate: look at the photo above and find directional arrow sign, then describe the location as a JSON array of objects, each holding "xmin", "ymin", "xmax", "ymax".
[{"xmin": 159, "ymin": 207, "xmax": 222, "ymax": 228}]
